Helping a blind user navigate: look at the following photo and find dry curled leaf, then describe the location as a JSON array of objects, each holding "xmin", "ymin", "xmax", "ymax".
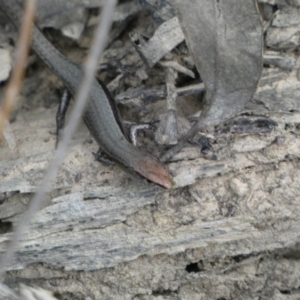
[{"xmin": 174, "ymin": 0, "xmax": 263, "ymax": 126}]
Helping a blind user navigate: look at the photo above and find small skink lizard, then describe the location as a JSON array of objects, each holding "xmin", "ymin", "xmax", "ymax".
[{"xmin": 0, "ymin": 0, "xmax": 172, "ymax": 188}]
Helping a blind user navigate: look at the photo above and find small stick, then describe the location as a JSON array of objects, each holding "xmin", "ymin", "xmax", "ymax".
[{"xmin": 0, "ymin": 0, "xmax": 36, "ymax": 141}]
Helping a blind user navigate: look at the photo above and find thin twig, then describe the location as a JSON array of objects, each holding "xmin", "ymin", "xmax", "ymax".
[
  {"xmin": 159, "ymin": 119, "xmax": 207, "ymax": 162},
  {"xmin": 0, "ymin": 0, "xmax": 36, "ymax": 142},
  {"xmin": 0, "ymin": 0, "xmax": 117, "ymax": 279}
]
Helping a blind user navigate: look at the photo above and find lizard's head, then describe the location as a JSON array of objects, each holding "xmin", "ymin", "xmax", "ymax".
[{"xmin": 136, "ymin": 156, "xmax": 172, "ymax": 189}]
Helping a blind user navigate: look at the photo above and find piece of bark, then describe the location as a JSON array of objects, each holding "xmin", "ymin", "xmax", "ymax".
[
  {"xmin": 115, "ymin": 83, "xmax": 205, "ymax": 104},
  {"xmin": 154, "ymin": 68, "xmax": 178, "ymax": 145},
  {"xmin": 264, "ymin": 51, "xmax": 297, "ymax": 70},
  {"xmin": 17, "ymin": 0, "xmax": 105, "ymax": 28},
  {"xmin": 130, "ymin": 17, "xmax": 184, "ymax": 67},
  {"xmin": 272, "ymin": 7, "xmax": 300, "ymax": 27},
  {"xmin": 266, "ymin": 25, "xmax": 300, "ymax": 50},
  {"xmin": 0, "ymin": 47, "xmax": 11, "ymax": 82},
  {"xmin": 140, "ymin": 0, "xmax": 175, "ymax": 22}
]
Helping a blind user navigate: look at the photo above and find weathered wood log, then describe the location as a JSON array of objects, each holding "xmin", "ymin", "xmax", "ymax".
[{"xmin": 1, "ymin": 0, "xmax": 300, "ymax": 298}]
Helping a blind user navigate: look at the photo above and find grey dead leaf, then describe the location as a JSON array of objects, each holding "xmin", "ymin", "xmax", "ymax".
[{"xmin": 174, "ymin": 0, "xmax": 263, "ymax": 127}]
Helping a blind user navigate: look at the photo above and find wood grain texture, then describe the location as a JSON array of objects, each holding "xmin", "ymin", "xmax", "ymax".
[
  {"xmin": 1, "ymin": 68, "xmax": 300, "ymax": 273},
  {"xmin": 1, "ymin": 0, "xmax": 300, "ymax": 297}
]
